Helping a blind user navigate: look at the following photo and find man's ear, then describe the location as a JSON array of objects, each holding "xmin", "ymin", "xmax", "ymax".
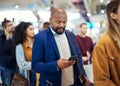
[
  {"xmin": 49, "ymin": 18, "xmax": 52, "ymax": 24},
  {"xmin": 110, "ymin": 12, "xmax": 117, "ymax": 19}
]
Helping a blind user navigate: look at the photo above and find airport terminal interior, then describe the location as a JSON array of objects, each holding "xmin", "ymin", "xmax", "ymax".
[
  {"xmin": 0, "ymin": 0, "xmax": 110, "ymax": 43},
  {"xmin": 0, "ymin": 0, "xmax": 112, "ymax": 85}
]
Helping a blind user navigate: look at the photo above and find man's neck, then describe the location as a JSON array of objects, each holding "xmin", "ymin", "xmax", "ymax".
[{"xmin": 79, "ymin": 33, "xmax": 86, "ymax": 38}]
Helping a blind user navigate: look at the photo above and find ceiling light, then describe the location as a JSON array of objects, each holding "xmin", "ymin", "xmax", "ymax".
[
  {"xmin": 46, "ymin": 7, "xmax": 50, "ymax": 10},
  {"xmin": 101, "ymin": 10, "xmax": 105, "ymax": 13},
  {"xmin": 107, "ymin": 1, "xmax": 110, "ymax": 3},
  {"xmin": 15, "ymin": 5, "xmax": 19, "ymax": 9},
  {"xmin": 100, "ymin": 0, "xmax": 104, "ymax": 3},
  {"xmin": 87, "ymin": 13, "xmax": 91, "ymax": 17}
]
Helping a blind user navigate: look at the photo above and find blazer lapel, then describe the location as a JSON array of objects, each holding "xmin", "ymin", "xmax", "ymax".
[{"xmin": 47, "ymin": 28, "xmax": 60, "ymax": 59}]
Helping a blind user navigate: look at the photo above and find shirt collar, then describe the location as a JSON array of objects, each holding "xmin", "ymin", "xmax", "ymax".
[{"xmin": 50, "ymin": 26, "xmax": 56, "ymax": 35}]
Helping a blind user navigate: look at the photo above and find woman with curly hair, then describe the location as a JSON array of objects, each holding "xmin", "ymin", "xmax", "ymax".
[{"xmin": 13, "ymin": 22, "xmax": 36, "ymax": 86}]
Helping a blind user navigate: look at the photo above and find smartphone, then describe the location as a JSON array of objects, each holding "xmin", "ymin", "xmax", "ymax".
[{"xmin": 68, "ymin": 55, "xmax": 77, "ymax": 61}]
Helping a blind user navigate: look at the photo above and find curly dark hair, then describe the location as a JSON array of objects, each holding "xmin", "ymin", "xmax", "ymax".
[{"xmin": 13, "ymin": 22, "xmax": 32, "ymax": 46}]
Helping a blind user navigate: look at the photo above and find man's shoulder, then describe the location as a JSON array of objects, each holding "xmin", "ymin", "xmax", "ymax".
[
  {"xmin": 0, "ymin": 34, "xmax": 5, "ymax": 38},
  {"xmin": 76, "ymin": 35, "xmax": 80, "ymax": 38},
  {"xmin": 0, "ymin": 34, "xmax": 5, "ymax": 42},
  {"xmin": 65, "ymin": 30, "xmax": 75, "ymax": 36},
  {"xmin": 35, "ymin": 29, "xmax": 48, "ymax": 38},
  {"xmin": 34, "ymin": 29, "xmax": 52, "ymax": 43},
  {"xmin": 86, "ymin": 36, "xmax": 93, "ymax": 41},
  {"xmin": 86, "ymin": 36, "xmax": 92, "ymax": 39}
]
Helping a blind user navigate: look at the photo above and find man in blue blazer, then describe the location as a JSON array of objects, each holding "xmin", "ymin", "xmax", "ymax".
[{"xmin": 32, "ymin": 8, "xmax": 89, "ymax": 86}]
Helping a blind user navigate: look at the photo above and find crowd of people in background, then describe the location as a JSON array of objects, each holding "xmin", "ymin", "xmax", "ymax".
[{"xmin": 0, "ymin": 0, "xmax": 120, "ymax": 86}]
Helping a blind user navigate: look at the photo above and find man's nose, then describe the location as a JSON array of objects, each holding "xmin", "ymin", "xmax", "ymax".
[{"xmin": 59, "ymin": 23, "xmax": 64, "ymax": 27}]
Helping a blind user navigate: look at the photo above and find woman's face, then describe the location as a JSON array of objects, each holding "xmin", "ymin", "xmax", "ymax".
[
  {"xmin": 26, "ymin": 25, "xmax": 34, "ymax": 38},
  {"xmin": 112, "ymin": 4, "xmax": 120, "ymax": 24}
]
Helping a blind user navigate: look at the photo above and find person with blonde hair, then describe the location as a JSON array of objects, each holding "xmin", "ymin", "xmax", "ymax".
[{"xmin": 92, "ymin": 0, "xmax": 120, "ymax": 86}]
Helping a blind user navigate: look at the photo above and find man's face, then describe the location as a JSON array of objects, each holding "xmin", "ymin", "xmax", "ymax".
[
  {"xmin": 80, "ymin": 24, "xmax": 88, "ymax": 35},
  {"xmin": 50, "ymin": 13, "xmax": 67, "ymax": 34},
  {"xmin": 5, "ymin": 21, "xmax": 14, "ymax": 32}
]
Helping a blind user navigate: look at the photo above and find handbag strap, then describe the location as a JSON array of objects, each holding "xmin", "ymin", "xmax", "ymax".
[
  {"xmin": 15, "ymin": 65, "xmax": 19, "ymax": 73},
  {"xmin": 67, "ymin": 31, "xmax": 86, "ymax": 84}
]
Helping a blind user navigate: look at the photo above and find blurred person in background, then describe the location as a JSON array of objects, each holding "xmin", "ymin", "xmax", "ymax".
[
  {"xmin": 76, "ymin": 23, "xmax": 94, "ymax": 65},
  {"xmin": 13, "ymin": 22, "xmax": 36, "ymax": 86},
  {"xmin": 92, "ymin": 0, "xmax": 120, "ymax": 86},
  {"xmin": 42, "ymin": 21, "xmax": 50, "ymax": 30},
  {"xmin": 76, "ymin": 23, "xmax": 94, "ymax": 83},
  {"xmin": 0, "ymin": 19, "xmax": 16, "ymax": 86}
]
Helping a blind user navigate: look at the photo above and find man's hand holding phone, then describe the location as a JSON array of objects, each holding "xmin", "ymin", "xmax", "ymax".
[
  {"xmin": 68, "ymin": 55, "xmax": 77, "ymax": 61},
  {"xmin": 57, "ymin": 56, "xmax": 77, "ymax": 69}
]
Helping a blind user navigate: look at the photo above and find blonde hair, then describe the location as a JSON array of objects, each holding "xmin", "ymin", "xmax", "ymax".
[{"xmin": 107, "ymin": 0, "xmax": 120, "ymax": 49}]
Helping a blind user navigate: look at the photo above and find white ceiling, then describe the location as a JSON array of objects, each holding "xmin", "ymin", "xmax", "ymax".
[
  {"xmin": 0, "ymin": 0, "xmax": 75, "ymax": 11},
  {"xmin": 0, "ymin": 0, "xmax": 107, "ymax": 23}
]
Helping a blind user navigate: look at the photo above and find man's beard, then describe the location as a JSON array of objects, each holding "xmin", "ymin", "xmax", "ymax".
[{"xmin": 52, "ymin": 28, "xmax": 65, "ymax": 35}]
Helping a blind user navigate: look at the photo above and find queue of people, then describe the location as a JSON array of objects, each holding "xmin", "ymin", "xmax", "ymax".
[{"xmin": 0, "ymin": 0, "xmax": 120, "ymax": 86}]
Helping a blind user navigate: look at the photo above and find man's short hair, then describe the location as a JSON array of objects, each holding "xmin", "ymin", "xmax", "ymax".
[
  {"xmin": 42, "ymin": 22, "xmax": 50, "ymax": 29},
  {"xmin": 80, "ymin": 23, "xmax": 87, "ymax": 28},
  {"xmin": 1, "ymin": 19, "xmax": 11, "ymax": 29}
]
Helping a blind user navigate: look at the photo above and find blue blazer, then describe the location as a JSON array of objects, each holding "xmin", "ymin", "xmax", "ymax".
[{"xmin": 32, "ymin": 27, "xmax": 86, "ymax": 86}]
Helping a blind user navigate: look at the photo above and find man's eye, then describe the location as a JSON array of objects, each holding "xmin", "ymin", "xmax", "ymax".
[{"xmin": 56, "ymin": 21, "xmax": 60, "ymax": 24}]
